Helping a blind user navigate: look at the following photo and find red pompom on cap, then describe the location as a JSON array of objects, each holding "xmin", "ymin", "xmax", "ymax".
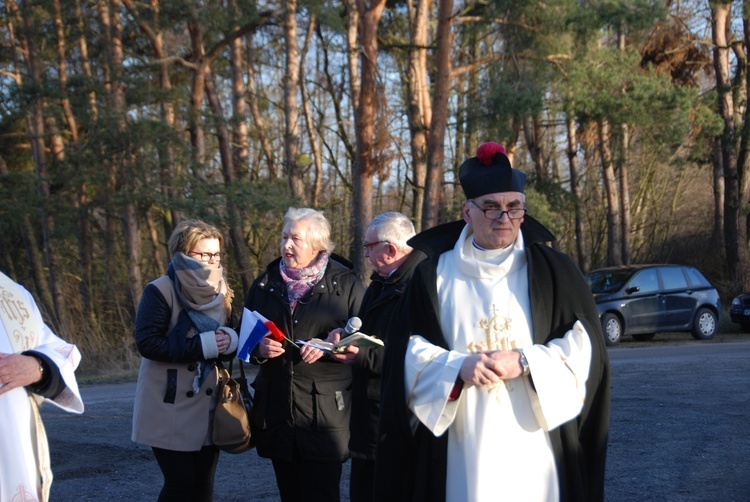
[{"xmin": 476, "ymin": 142, "xmax": 507, "ymax": 166}]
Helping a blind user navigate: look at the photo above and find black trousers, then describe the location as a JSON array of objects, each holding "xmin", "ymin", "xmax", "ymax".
[
  {"xmin": 271, "ymin": 456, "xmax": 343, "ymax": 502},
  {"xmin": 152, "ymin": 445, "xmax": 220, "ymax": 502},
  {"xmin": 349, "ymin": 458, "xmax": 375, "ymax": 502}
]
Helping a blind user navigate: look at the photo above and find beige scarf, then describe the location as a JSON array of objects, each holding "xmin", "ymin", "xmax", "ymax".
[{"xmin": 0, "ymin": 271, "xmax": 52, "ymax": 502}]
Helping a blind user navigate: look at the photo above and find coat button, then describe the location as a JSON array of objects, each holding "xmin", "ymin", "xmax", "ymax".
[
  {"xmin": 187, "ymin": 364, "xmax": 196, "ymax": 371},
  {"xmin": 206, "ymin": 388, "xmax": 213, "ymax": 396},
  {"xmin": 186, "ymin": 391, "xmax": 195, "ymax": 398}
]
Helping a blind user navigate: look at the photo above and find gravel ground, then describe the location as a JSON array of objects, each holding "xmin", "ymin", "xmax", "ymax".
[{"xmin": 42, "ymin": 340, "xmax": 750, "ymax": 501}]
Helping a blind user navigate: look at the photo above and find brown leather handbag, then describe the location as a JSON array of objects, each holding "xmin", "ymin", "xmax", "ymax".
[{"xmin": 212, "ymin": 360, "xmax": 254, "ymax": 453}]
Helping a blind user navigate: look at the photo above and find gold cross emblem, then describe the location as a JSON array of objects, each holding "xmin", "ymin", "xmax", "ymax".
[{"xmin": 467, "ymin": 304, "xmax": 523, "ymax": 395}]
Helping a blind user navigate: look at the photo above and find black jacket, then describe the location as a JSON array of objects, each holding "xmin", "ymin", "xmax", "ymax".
[
  {"xmin": 375, "ymin": 217, "xmax": 611, "ymax": 501},
  {"xmin": 349, "ymin": 250, "xmax": 425, "ymax": 459},
  {"xmin": 245, "ymin": 255, "xmax": 365, "ymax": 462}
]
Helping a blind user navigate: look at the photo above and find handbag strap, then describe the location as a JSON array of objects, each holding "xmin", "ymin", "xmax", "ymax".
[{"xmin": 221, "ymin": 358, "xmax": 245, "ymax": 379}]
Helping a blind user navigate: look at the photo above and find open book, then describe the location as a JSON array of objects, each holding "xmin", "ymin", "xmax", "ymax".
[{"xmin": 298, "ymin": 332, "xmax": 384, "ymax": 353}]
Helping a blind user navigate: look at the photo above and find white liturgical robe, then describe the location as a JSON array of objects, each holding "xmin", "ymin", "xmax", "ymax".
[
  {"xmin": 405, "ymin": 226, "xmax": 592, "ymax": 501},
  {"xmin": 0, "ymin": 274, "xmax": 83, "ymax": 502}
]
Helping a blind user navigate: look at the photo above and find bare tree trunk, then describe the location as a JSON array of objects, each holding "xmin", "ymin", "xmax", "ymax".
[
  {"xmin": 97, "ymin": 0, "xmax": 122, "ymax": 301},
  {"xmin": 122, "ymin": 0, "xmax": 183, "ymax": 228},
  {"xmin": 712, "ymin": 2, "xmax": 742, "ymax": 287},
  {"xmin": 505, "ymin": 116, "xmax": 521, "ymax": 165},
  {"xmin": 422, "ymin": 0, "xmax": 453, "ymax": 230},
  {"xmin": 73, "ymin": 1, "xmax": 96, "ymax": 318},
  {"xmin": 740, "ymin": 14, "xmax": 750, "ymax": 252},
  {"xmin": 0, "ymin": 156, "xmax": 17, "ymax": 278},
  {"xmin": 317, "ymin": 24, "xmax": 355, "ymax": 163},
  {"xmin": 598, "ymin": 119, "xmax": 623, "ymax": 266},
  {"xmin": 566, "ymin": 112, "xmax": 587, "ymax": 271},
  {"xmin": 245, "ymin": 35, "xmax": 277, "ymax": 180},
  {"xmin": 145, "ymin": 211, "xmax": 168, "ymax": 274},
  {"xmin": 615, "ymin": 30, "xmax": 632, "ymax": 266},
  {"xmin": 12, "ymin": 0, "xmax": 66, "ymax": 328},
  {"xmin": 101, "ymin": 0, "xmax": 143, "ymax": 315},
  {"xmin": 351, "ymin": 0, "xmax": 387, "ymax": 277},
  {"xmin": 205, "ymin": 75, "xmax": 255, "ymax": 292},
  {"xmin": 0, "ymin": 155, "xmax": 52, "ymax": 311},
  {"xmin": 300, "ymin": 15, "xmax": 324, "ymax": 207},
  {"xmin": 405, "ymin": 0, "xmax": 431, "ymax": 231},
  {"xmin": 110, "ymin": 0, "xmax": 143, "ymax": 311},
  {"xmin": 711, "ymin": 138, "xmax": 725, "ymax": 246},
  {"xmin": 346, "ymin": 0, "xmax": 361, "ymax": 114},
  {"xmin": 522, "ymin": 114, "xmax": 546, "ymax": 185},
  {"xmin": 53, "ymin": 0, "xmax": 79, "ymax": 144},
  {"xmin": 283, "ymin": 0, "xmax": 304, "ymax": 200},
  {"xmin": 47, "ymin": 0, "xmax": 86, "ymax": 324},
  {"xmin": 619, "ymin": 124, "xmax": 631, "ymax": 265},
  {"xmin": 188, "ymin": 21, "xmax": 207, "ymax": 164},
  {"xmin": 464, "ymin": 30, "xmax": 480, "ymax": 159},
  {"xmin": 229, "ymin": 0, "xmax": 250, "ymax": 179}
]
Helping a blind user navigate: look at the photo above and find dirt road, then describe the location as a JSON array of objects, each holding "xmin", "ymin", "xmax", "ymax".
[{"xmin": 42, "ymin": 341, "xmax": 750, "ymax": 501}]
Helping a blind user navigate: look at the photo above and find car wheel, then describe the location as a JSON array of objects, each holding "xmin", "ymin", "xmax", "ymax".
[
  {"xmin": 742, "ymin": 323, "xmax": 750, "ymax": 333},
  {"xmin": 691, "ymin": 308, "xmax": 717, "ymax": 340},
  {"xmin": 601, "ymin": 313, "xmax": 622, "ymax": 346},
  {"xmin": 632, "ymin": 333, "xmax": 655, "ymax": 342}
]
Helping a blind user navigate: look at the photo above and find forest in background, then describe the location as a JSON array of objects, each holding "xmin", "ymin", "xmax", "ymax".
[{"xmin": 1, "ymin": 0, "xmax": 750, "ymax": 377}]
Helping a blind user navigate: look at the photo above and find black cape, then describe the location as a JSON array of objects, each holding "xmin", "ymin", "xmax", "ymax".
[{"xmin": 375, "ymin": 217, "xmax": 610, "ymax": 501}]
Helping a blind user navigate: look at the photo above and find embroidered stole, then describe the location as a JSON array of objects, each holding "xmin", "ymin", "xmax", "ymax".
[{"xmin": 0, "ymin": 271, "xmax": 53, "ymax": 502}]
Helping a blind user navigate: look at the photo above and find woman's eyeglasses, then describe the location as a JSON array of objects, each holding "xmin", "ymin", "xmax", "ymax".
[{"xmin": 188, "ymin": 251, "xmax": 224, "ymax": 262}]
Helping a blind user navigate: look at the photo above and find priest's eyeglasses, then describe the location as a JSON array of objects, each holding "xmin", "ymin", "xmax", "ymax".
[
  {"xmin": 188, "ymin": 251, "xmax": 224, "ymax": 262},
  {"xmin": 468, "ymin": 200, "xmax": 526, "ymax": 220}
]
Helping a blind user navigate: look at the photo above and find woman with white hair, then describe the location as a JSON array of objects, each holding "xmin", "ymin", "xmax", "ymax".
[{"xmin": 244, "ymin": 207, "xmax": 364, "ymax": 502}]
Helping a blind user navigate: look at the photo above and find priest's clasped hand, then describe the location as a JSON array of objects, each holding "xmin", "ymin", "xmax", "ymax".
[
  {"xmin": 459, "ymin": 350, "xmax": 524, "ymax": 387},
  {"xmin": 0, "ymin": 353, "xmax": 43, "ymax": 397}
]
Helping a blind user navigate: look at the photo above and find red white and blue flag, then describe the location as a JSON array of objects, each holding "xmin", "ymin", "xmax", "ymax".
[{"xmin": 237, "ymin": 308, "xmax": 286, "ymax": 362}]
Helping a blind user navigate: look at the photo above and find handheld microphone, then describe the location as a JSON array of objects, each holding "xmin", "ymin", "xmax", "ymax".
[{"xmin": 344, "ymin": 316, "xmax": 362, "ymax": 335}]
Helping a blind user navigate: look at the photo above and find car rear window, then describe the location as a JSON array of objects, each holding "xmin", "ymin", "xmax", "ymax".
[
  {"xmin": 660, "ymin": 267, "xmax": 688, "ymax": 291},
  {"xmin": 684, "ymin": 267, "xmax": 711, "ymax": 288}
]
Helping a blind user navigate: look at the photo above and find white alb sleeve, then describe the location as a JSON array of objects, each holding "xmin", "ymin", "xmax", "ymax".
[
  {"xmin": 404, "ymin": 335, "xmax": 465, "ymax": 436},
  {"xmin": 522, "ymin": 320, "xmax": 592, "ymax": 430}
]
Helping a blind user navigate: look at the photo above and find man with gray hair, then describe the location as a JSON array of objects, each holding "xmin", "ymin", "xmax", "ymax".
[{"xmin": 327, "ymin": 212, "xmax": 425, "ymax": 502}]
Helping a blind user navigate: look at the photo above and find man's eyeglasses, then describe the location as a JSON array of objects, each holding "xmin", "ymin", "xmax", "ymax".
[
  {"xmin": 468, "ymin": 200, "xmax": 526, "ymax": 220},
  {"xmin": 362, "ymin": 240, "xmax": 389, "ymax": 249},
  {"xmin": 188, "ymin": 251, "xmax": 224, "ymax": 262}
]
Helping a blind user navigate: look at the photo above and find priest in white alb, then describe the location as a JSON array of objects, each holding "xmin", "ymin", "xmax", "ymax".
[
  {"xmin": 0, "ymin": 270, "xmax": 84, "ymax": 502},
  {"xmin": 375, "ymin": 143, "xmax": 610, "ymax": 502}
]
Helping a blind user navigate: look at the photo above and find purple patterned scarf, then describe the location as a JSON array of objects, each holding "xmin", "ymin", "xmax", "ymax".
[{"xmin": 280, "ymin": 251, "xmax": 329, "ymax": 310}]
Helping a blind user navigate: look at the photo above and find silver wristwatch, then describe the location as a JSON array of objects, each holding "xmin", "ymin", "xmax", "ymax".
[{"xmin": 516, "ymin": 349, "xmax": 530, "ymax": 376}]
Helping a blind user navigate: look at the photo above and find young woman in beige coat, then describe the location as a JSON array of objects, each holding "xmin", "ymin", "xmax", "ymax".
[{"xmin": 132, "ymin": 219, "xmax": 238, "ymax": 501}]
